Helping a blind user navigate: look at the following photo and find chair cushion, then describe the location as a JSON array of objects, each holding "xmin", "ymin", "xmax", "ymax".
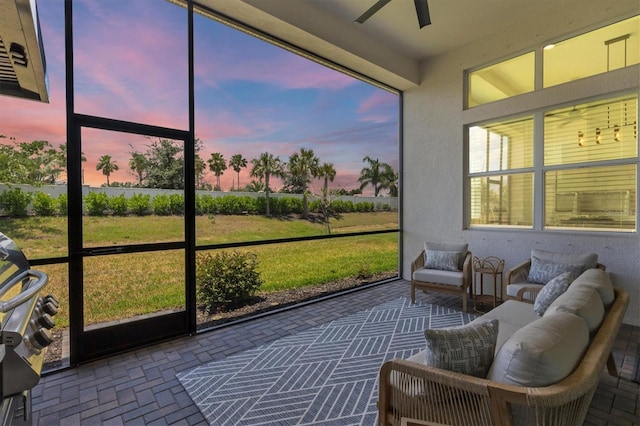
[
  {"xmin": 526, "ymin": 255, "xmax": 585, "ymax": 284},
  {"xmin": 424, "ymin": 319, "xmax": 499, "ymax": 378},
  {"xmin": 424, "ymin": 250, "xmax": 460, "ymax": 271},
  {"xmin": 534, "ymin": 272, "xmax": 575, "ymax": 315},
  {"xmin": 573, "ymin": 268, "xmax": 615, "ymax": 308},
  {"xmin": 471, "ymin": 300, "xmax": 539, "ymax": 351},
  {"xmin": 425, "ymin": 242, "xmax": 468, "ymax": 270},
  {"xmin": 413, "ymin": 268, "xmax": 465, "ymax": 287},
  {"xmin": 531, "ymin": 249, "xmax": 598, "ymax": 269},
  {"xmin": 506, "ymin": 282, "xmax": 544, "ymax": 300},
  {"xmin": 544, "ymin": 284, "xmax": 604, "ymax": 334},
  {"xmin": 487, "ymin": 313, "xmax": 589, "ymax": 386}
]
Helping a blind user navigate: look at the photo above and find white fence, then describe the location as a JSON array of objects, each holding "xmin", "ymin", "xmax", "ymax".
[{"xmin": 0, "ymin": 184, "xmax": 398, "ymax": 214}]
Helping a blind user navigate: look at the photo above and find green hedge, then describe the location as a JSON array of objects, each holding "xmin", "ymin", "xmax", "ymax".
[{"xmin": 0, "ymin": 188, "xmax": 396, "ymax": 218}]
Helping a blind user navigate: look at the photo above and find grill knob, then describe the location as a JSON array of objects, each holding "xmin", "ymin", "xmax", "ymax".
[
  {"xmin": 37, "ymin": 313, "xmax": 55, "ymax": 329},
  {"xmin": 44, "ymin": 294, "xmax": 59, "ymax": 308},
  {"xmin": 41, "ymin": 301, "xmax": 58, "ymax": 316},
  {"xmin": 31, "ymin": 328, "xmax": 53, "ymax": 349}
]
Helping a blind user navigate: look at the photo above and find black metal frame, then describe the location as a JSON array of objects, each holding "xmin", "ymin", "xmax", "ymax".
[{"xmin": 54, "ymin": 0, "xmax": 402, "ymax": 365}]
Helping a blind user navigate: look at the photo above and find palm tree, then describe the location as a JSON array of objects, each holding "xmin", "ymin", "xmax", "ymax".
[
  {"xmin": 194, "ymin": 155, "xmax": 207, "ymax": 189},
  {"xmin": 381, "ymin": 163, "xmax": 399, "ymax": 197},
  {"xmin": 317, "ymin": 162, "xmax": 336, "ymax": 198},
  {"xmin": 358, "ymin": 156, "xmax": 384, "ymax": 196},
  {"xmin": 207, "ymin": 152, "xmax": 227, "ymax": 190},
  {"xmin": 228, "ymin": 154, "xmax": 247, "ymax": 190},
  {"xmin": 245, "ymin": 179, "xmax": 265, "ymax": 192},
  {"xmin": 286, "ymin": 148, "xmax": 319, "ymax": 218},
  {"xmin": 96, "ymin": 154, "xmax": 119, "ymax": 186},
  {"xmin": 128, "ymin": 151, "xmax": 148, "ymax": 186},
  {"xmin": 250, "ymin": 152, "xmax": 283, "ymax": 217}
]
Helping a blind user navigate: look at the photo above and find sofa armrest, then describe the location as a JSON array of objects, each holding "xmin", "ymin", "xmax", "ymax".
[
  {"xmin": 505, "ymin": 260, "xmax": 531, "ymax": 285},
  {"xmin": 378, "ymin": 358, "xmax": 494, "ymax": 426}
]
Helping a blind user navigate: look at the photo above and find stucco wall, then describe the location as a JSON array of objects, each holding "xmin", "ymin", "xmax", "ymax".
[{"xmin": 402, "ymin": 0, "xmax": 640, "ymax": 325}]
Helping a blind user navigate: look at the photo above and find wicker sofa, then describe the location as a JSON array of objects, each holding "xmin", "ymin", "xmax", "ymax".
[{"xmin": 378, "ymin": 268, "xmax": 629, "ymax": 426}]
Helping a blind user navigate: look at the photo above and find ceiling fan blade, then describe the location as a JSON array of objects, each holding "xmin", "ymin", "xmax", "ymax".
[
  {"xmin": 354, "ymin": 0, "xmax": 392, "ymax": 24},
  {"xmin": 414, "ymin": 0, "xmax": 431, "ymax": 28}
]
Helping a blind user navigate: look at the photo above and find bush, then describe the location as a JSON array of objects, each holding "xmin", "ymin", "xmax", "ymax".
[
  {"xmin": 56, "ymin": 193, "xmax": 68, "ymax": 215},
  {"xmin": 109, "ymin": 194, "xmax": 128, "ymax": 216},
  {"xmin": 0, "ymin": 188, "xmax": 32, "ymax": 217},
  {"xmin": 196, "ymin": 251, "xmax": 263, "ymax": 314},
  {"xmin": 128, "ymin": 193, "xmax": 150, "ymax": 216},
  {"xmin": 169, "ymin": 193, "xmax": 184, "ymax": 215},
  {"xmin": 196, "ymin": 194, "xmax": 216, "ymax": 215},
  {"xmin": 152, "ymin": 194, "xmax": 172, "ymax": 216},
  {"xmin": 32, "ymin": 192, "xmax": 56, "ymax": 216},
  {"xmin": 85, "ymin": 192, "xmax": 109, "ymax": 216}
]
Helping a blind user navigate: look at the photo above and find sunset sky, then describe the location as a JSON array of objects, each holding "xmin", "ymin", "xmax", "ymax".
[{"xmin": 1, "ymin": 0, "xmax": 399, "ymax": 195}]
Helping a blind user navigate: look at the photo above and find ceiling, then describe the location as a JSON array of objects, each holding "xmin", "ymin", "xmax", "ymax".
[{"xmin": 198, "ymin": 0, "xmax": 563, "ymax": 89}]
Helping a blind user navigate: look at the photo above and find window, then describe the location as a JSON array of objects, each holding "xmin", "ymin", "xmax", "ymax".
[
  {"xmin": 544, "ymin": 95, "xmax": 638, "ymax": 231},
  {"xmin": 544, "ymin": 16, "xmax": 640, "ymax": 88},
  {"xmin": 468, "ymin": 93, "xmax": 638, "ymax": 232},
  {"xmin": 468, "ymin": 116, "xmax": 534, "ymax": 227},
  {"xmin": 468, "ymin": 52, "xmax": 535, "ymax": 107}
]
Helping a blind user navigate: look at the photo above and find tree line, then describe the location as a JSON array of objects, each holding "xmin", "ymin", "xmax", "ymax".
[{"xmin": 1, "ymin": 136, "xmax": 398, "ymax": 218}]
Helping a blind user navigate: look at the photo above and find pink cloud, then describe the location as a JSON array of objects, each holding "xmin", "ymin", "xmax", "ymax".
[{"xmin": 357, "ymin": 91, "xmax": 397, "ymax": 123}]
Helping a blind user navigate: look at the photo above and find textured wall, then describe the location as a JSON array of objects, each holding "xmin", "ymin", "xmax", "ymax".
[{"xmin": 402, "ymin": 0, "xmax": 640, "ymax": 325}]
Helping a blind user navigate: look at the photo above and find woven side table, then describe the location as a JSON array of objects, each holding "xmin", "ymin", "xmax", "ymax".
[{"xmin": 472, "ymin": 256, "xmax": 504, "ymax": 314}]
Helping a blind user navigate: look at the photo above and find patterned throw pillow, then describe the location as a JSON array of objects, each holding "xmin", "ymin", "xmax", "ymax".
[
  {"xmin": 534, "ymin": 272, "xmax": 575, "ymax": 315},
  {"xmin": 424, "ymin": 319, "xmax": 499, "ymax": 378},
  {"xmin": 424, "ymin": 250, "xmax": 460, "ymax": 271},
  {"xmin": 527, "ymin": 255, "xmax": 584, "ymax": 284}
]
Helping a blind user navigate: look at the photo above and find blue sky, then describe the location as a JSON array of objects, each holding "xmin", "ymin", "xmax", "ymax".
[{"xmin": 1, "ymin": 0, "xmax": 399, "ymax": 194}]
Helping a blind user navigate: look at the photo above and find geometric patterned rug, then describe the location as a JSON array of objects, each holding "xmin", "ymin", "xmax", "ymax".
[{"xmin": 177, "ymin": 297, "xmax": 476, "ymax": 425}]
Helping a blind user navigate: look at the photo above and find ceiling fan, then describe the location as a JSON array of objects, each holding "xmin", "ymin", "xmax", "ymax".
[{"xmin": 354, "ymin": 0, "xmax": 431, "ymax": 29}]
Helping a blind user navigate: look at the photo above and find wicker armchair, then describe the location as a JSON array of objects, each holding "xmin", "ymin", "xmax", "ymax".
[{"xmin": 411, "ymin": 249, "xmax": 473, "ymax": 312}]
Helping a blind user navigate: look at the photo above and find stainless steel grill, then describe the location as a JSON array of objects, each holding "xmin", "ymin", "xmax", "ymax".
[{"xmin": 0, "ymin": 232, "xmax": 57, "ymax": 425}]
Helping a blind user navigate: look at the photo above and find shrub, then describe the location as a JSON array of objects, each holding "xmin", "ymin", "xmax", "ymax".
[
  {"xmin": 169, "ymin": 193, "xmax": 184, "ymax": 215},
  {"xmin": 196, "ymin": 194, "xmax": 216, "ymax": 215},
  {"xmin": 109, "ymin": 194, "xmax": 128, "ymax": 216},
  {"xmin": 152, "ymin": 194, "xmax": 172, "ymax": 216},
  {"xmin": 281, "ymin": 196, "xmax": 303, "ymax": 214},
  {"xmin": 32, "ymin": 192, "xmax": 56, "ymax": 216},
  {"xmin": 0, "ymin": 188, "xmax": 32, "ymax": 217},
  {"xmin": 84, "ymin": 192, "xmax": 109, "ymax": 216},
  {"xmin": 56, "ymin": 194, "xmax": 68, "ymax": 215},
  {"xmin": 196, "ymin": 251, "xmax": 263, "ymax": 314},
  {"xmin": 128, "ymin": 193, "xmax": 150, "ymax": 216}
]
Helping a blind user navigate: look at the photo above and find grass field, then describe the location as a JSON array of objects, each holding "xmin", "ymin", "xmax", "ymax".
[{"xmin": 2, "ymin": 212, "xmax": 398, "ymax": 328}]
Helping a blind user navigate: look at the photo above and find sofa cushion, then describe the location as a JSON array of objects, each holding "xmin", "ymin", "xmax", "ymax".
[
  {"xmin": 413, "ymin": 268, "xmax": 465, "ymax": 287},
  {"xmin": 472, "ymin": 300, "xmax": 540, "ymax": 351},
  {"xmin": 425, "ymin": 242, "xmax": 468, "ymax": 270},
  {"xmin": 487, "ymin": 313, "xmax": 589, "ymax": 386},
  {"xmin": 527, "ymin": 255, "xmax": 584, "ymax": 284},
  {"xmin": 424, "ymin": 250, "xmax": 460, "ymax": 271},
  {"xmin": 423, "ymin": 319, "xmax": 499, "ymax": 378},
  {"xmin": 573, "ymin": 268, "xmax": 615, "ymax": 308},
  {"xmin": 544, "ymin": 285, "xmax": 604, "ymax": 334},
  {"xmin": 534, "ymin": 272, "xmax": 575, "ymax": 315}
]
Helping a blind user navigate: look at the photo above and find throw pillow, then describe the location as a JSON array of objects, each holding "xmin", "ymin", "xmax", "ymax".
[
  {"xmin": 424, "ymin": 319, "xmax": 499, "ymax": 378},
  {"xmin": 527, "ymin": 255, "xmax": 584, "ymax": 284},
  {"xmin": 424, "ymin": 250, "xmax": 460, "ymax": 271},
  {"xmin": 424, "ymin": 242, "xmax": 468, "ymax": 270},
  {"xmin": 533, "ymin": 271, "xmax": 575, "ymax": 315}
]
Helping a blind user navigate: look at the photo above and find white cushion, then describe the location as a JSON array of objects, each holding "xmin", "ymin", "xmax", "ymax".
[
  {"xmin": 424, "ymin": 250, "xmax": 460, "ymax": 271},
  {"xmin": 572, "ymin": 268, "xmax": 615, "ymax": 308},
  {"xmin": 471, "ymin": 300, "xmax": 539, "ymax": 351},
  {"xmin": 424, "ymin": 319, "xmax": 499, "ymax": 378},
  {"xmin": 544, "ymin": 284, "xmax": 604, "ymax": 334},
  {"xmin": 487, "ymin": 313, "xmax": 589, "ymax": 386},
  {"xmin": 413, "ymin": 268, "xmax": 464, "ymax": 287}
]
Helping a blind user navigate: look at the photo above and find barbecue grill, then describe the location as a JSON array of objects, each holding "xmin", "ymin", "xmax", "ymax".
[{"xmin": 0, "ymin": 232, "xmax": 57, "ymax": 425}]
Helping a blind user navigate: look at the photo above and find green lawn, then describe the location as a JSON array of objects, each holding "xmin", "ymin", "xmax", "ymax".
[{"xmin": 2, "ymin": 213, "xmax": 398, "ymax": 327}]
